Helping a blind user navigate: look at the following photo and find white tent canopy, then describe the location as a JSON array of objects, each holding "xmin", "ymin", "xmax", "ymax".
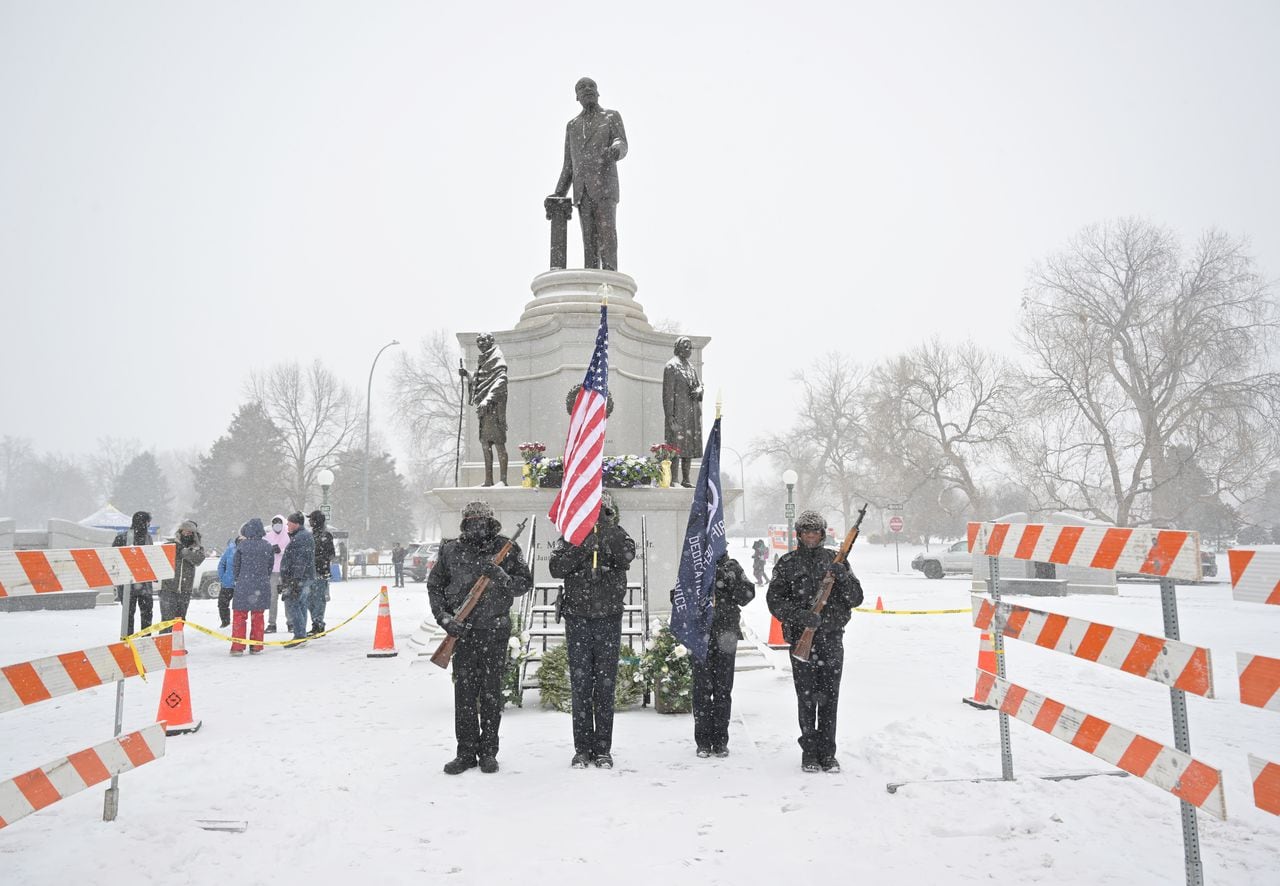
[{"xmin": 78, "ymin": 504, "xmax": 133, "ymax": 532}]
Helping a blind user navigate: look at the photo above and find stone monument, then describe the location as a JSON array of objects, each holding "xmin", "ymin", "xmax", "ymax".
[{"xmin": 430, "ymin": 81, "xmax": 738, "ymax": 634}]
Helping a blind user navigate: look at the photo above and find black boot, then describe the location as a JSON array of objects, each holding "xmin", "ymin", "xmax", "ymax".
[
  {"xmin": 443, "ymin": 756, "xmax": 477, "ymax": 775},
  {"xmin": 478, "ymin": 756, "xmax": 499, "ymax": 774}
]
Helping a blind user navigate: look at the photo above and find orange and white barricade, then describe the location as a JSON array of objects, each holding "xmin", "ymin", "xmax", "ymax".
[
  {"xmin": 0, "ymin": 724, "xmax": 166, "ymax": 829},
  {"xmin": 1228, "ymin": 547, "xmax": 1280, "ymax": 816},
  {"xmin": 971, "ymin": 596, "xmax": 1214, "ymax": 697},
  {"xmin": 0, "ymin": 544, "xmax": 176, "ymax": 827},
  {"xmin": 968, "ymin": 522, "xmax": 1202, "ymax": 581},
  {"xmin": 1, "ymin": 634, "xmax": 173, "ymax": 714},
  {"xmin": 0, "ymin": 544, "xmax": 176, "ymax": 597},
  {"xmin": 972, "ymin": 671, "xmax": 1226, "ymax": 819},
  {"xmin": 954, "ymin": 521, "xmax": 1214, "ymax": 881}
]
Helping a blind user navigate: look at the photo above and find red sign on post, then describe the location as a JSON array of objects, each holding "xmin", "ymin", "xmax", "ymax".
[{"xmin": 889, "ymin": 516, "xmax": 904, "ymax": 533}]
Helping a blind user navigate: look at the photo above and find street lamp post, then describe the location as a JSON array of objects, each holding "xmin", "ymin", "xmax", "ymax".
[
  {"xmin": 723, "ymin": 445, "xmax": 748, "ymax": 547},
  {"xmin": 317, "ymin": 468, "xmax": 335, "ymax": 521},
  {"xmin": 364, "ymin": 340, "xmax": 400, "ymax": 542},
  {"xmin": 782, "ymin": 468, "xmax": 798, "ymax": 552}
]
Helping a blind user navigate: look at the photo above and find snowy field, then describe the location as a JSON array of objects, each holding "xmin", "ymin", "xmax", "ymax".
[{"xmin": 2, "ymin": 542, "xmax": 1278, "ymax": 885}]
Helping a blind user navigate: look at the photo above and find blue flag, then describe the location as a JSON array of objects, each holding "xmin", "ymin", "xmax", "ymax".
[{"xmin": 670, "ymin": 417, "xmax": 727, "ymax": 662}]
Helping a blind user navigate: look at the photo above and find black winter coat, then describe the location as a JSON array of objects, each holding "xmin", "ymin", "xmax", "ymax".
[
  {"xmin": 766, "ymin": 545, "xmax": 863, "ymax": 644},
  {"xmin": 709, "ymin": 555, "xmax": 755, "ymax": 633},
  {"xmin": 428, "ymin": 533, "xmax": 532, "ymax": 631},
  {"xmin": 313, "ymin": 529, "xmax": 336, "ymax": 578},
  {"xmin": 548, "ymin": 523, "xmax": 636, "ymax": 619},
  {"xmin": 280, "ymin": 527, "xmax": 316, "ymax": 585}
]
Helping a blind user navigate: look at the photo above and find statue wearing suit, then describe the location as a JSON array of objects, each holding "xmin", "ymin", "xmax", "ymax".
[{"xmin": 549, "ymin": 77, "xmax": 628, "ymax": 271}]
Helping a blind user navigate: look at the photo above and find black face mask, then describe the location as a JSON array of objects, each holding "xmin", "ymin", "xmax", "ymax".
[{"xmin": 462, "ymin": 519, "xmax": 489, "ymax": 542}]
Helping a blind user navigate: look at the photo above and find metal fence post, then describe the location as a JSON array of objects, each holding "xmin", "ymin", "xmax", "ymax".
[
  {"xmin": 1158, "ymin": 576, "xmax": 1204, "ymax": 886},
  {"xmin": 989, "ymin": 553, "xmax": 1014, "ymax": 781}
]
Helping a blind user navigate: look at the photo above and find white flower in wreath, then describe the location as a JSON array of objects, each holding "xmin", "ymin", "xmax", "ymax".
[
  {"xmin": 508, "ymin": 636, "xmax": 521, "ymax": 651},
  {"xmin": 672, "ymin": 645, "xmax": 688, "ymax": 659}
]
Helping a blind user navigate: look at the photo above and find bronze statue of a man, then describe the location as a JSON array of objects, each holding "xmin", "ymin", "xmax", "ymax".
[
  {"xmin": 459, "ymin": 333, "xmax": 509, "ymax": 487},
  {"xmin": 662, "ymin": 336, "xmax": 703, "ymax": 488},
  {"xmin": 548, "ymin": 77, "xmax": 628, "ymax": 271}
]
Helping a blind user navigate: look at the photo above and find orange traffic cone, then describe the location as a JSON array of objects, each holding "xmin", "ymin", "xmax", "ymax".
[
  {"xmin": 155, "ymin": 619, "xmax": 202, "ymax": 735},
  {"xmin": 961, "ymin": 630, "xmax": 998, "ymax": 710},
  {"xmin": 875, "ymin": 596, "xmax": 884, "ymax": 611},
  {"xmin": 368, "ymin": 586, "xmax": 398, "ymax": 658},
  {"xmin": 766, "ymin": 615, "xmax": 788, "ymax": 649}
]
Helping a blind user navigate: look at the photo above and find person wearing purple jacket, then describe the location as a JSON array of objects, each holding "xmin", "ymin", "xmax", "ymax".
[
  {"xmin": 263, "ymin": 514, "xmax": 290, "ymax": 634},
  {"xmin": 231, "ymin": 518, "xmax": 274, "ymax": 656}
]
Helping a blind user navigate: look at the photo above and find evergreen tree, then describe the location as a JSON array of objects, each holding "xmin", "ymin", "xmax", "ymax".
[
  {"xmin": 192, "ymin": 403, "xmax": 289, "ymax": 545},
  {"xmin": 325, "ymin": 450, "xmax": 416, "ymax": 548},
  {"xmin": 111, "ymin": 452, "xmax": 174, "ymax": 530}
]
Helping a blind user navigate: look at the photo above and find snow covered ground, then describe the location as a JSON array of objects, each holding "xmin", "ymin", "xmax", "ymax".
[{"xmin": 2, "ymin": 542, "xmax": 1277, "ymax": 885}]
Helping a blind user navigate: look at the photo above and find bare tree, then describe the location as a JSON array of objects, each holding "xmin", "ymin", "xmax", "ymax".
[
  {"xmin": 752, "ymin": 353, "xmax": 873, "ymax": 530},
  {"xmin": 248, "ymin": 360, "xmax": 363, "ymax": 511},
  {"xmin": 87, "ymin": 436, "xmax": 142, "ymax": 502},
  {"xmin": 1017, "ymin": 218, "xmax": 1280, "ymax": 526},
  {"xmin": 390, "ymin": 331, "xmax": 465, "ymax": 487},
  {"xmin": 866, "ymin": 338, "xmax": 1018, "ymax": 516},
  {"xmin": 390, "ymin": 332, "xmax": 466, "ymax": 534}
]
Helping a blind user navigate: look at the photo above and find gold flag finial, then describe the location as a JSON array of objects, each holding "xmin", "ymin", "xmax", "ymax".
[
  {"xmin": 716, "ymin": 389, "xmax": 723, "ymax": 420},
  {"xmin": 598, "ymin": 282, "xmax": 612, "ymax": 306}
]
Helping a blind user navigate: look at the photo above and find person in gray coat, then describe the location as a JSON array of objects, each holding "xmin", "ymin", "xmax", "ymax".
[
  {"xmin": 159, "ymin": 520, "xmax": 206, "ymax": 631},
  {"xmin": 231, "ymin": 518, "xmax": 274, "ymax": 655}
]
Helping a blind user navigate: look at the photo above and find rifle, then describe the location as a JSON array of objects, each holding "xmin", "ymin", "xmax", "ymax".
[
  {"xmin": 791, "ymin": 503, "xmax": 868, "ymax": 663},
  {"xmin": 431, "ymin": 517, "xmax": 529, "ymax": 669}
]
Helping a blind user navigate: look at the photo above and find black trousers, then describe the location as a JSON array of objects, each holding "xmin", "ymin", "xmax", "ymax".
[
  {"xmin": 122, "ymin": 586, "xmax": 153, "ymax": 636},
  {"xmin": 692, "ymin": 623, "xmax": 739, "ymax": 750},
  {"xmin": 217, "ymin": 587, "xmax": 234, "ymax": 625},
  {"xmin": 158, "ymin": 591, "xmax": 192, "ymax": 633},
  {"xmin": 564, "ymin": 614, "xmax": 623, "ymax": 755},
  {"xmin": 789, "ymin": 629, "xmax": 844, "ymax": 759},
  {"xmin": 393, "ymin": 564, "xmax": 404, "ymax": 587},
  {"xmin": 578, "ymin": 193, "xmax": 618, "ymax": 270},
  {"xmin": 452, "ymin": 627, "xmax": 507, "ymax": 759}
]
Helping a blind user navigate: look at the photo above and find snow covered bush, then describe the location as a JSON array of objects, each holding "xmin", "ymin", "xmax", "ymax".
[
  {"xmin": 535, "ymin": 642, "xmax": 643, "ymax": 712},
  {"xmin": 638, "ymin": 621, "xmax": 692, "ymax": 713}
]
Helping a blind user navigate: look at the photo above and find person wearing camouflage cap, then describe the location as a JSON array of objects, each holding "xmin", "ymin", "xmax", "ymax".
[
  {"xmin": 429, "ymin": 500, "xmax": 533, "ymax": 775},
  {"xmin": 766, "ymin": 508, "xmax": 863, "ymax": 774}
]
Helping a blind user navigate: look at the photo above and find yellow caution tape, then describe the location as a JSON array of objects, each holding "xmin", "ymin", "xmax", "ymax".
[
  {"xmin": 123, "ymin": 592, "xmax": 381, "ymax": 648},
  {"xmin": 123, "ymin": 636, "xmax": 148, "ymax": 681},
  {"xmin": 854, "ymin": 607, "xmax": 969, "ymax": 615}
]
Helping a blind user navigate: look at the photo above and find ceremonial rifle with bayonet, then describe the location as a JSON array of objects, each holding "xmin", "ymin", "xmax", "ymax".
[
  {"xmin": 431, "ymin": 517, "xmax": 529, "ymax": 669},
  {"xmin": 791, "ymin": 503, "xmax": 868, "ymax": 663}
]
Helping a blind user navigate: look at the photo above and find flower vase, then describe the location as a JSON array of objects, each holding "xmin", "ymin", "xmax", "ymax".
[
  {"xmin": 521, "ymin": 463, "xmax": 534, "ymax": 488},
  {"xmin": 658, "ymin": 459, "xmax": 672, "ymax": 488}
]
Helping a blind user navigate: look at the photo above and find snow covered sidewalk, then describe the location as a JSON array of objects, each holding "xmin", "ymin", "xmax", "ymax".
[{"xmin": 2, "ymin": 544, "xmax": 1278, "ymax": 885}]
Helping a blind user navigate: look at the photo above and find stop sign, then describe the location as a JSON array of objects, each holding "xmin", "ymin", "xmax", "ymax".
[{"xmin": 889, "ymin": 516, "xmax": 904, "ymax": 533}]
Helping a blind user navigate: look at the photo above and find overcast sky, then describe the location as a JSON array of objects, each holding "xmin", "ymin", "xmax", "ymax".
[{"xmin": 2, "ymin": 1, "xmax": 1277, "ymax": 482}]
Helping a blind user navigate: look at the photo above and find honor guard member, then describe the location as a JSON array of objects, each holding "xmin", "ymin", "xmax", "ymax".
[
  {"xmin": 686, "ymin": 553, "xmax": 755, "ymax": 758},
  {"xmin": 429, "ymin": 501, "xmax": 532, "ymax": 775},
  {"xmin": 766, "ymin": 510, "xmax": 863, "ymax": 773},
  {"xmin": 548, "ymin": 493, "xmax": 636, "ymax": 769}
]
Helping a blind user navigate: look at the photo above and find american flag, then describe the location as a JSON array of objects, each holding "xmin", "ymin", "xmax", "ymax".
[{"xmin": 549, "ymin": 304, "xmax": 609, "ymax": 544}]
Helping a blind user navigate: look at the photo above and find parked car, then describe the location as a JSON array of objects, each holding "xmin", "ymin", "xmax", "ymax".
[
  {"xmin": 911, "ymin": 540, "xmax": 974, "ymax": 579},
  {"xmin": 409, "ymin": 542, "xmax": 440, "ymax": 582}
]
